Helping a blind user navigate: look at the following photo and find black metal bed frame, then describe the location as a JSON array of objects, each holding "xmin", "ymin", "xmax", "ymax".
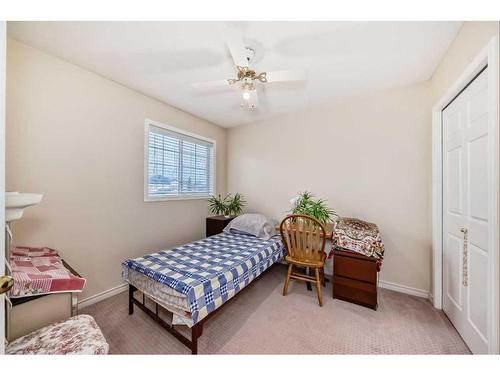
[{"xmin": 127, "ymin": 263, "xmax": 278, "ymax": 354}]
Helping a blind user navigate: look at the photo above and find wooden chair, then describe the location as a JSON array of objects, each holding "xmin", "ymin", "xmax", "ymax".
[{"xmin": 280, "ymin": 215, "xmax": 327, "ymax": 306}]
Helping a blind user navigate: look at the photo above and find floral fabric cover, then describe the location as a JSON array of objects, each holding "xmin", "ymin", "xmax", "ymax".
[
  {"xmin": 330, "ymin": 217, "xmax": 385, "ymax": 265},
  {"xmin": 6, "ymin": 314, "xmax": 109, "ymax": 355}
]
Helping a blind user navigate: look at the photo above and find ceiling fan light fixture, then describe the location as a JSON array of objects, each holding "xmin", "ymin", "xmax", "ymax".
[
  {"xmin": 192, "ymin": 29, "xmax": 305, "ymax": 112},
  {"xmin": 242, "ymin": 81, "xmax": 255, "ymax": 101}
]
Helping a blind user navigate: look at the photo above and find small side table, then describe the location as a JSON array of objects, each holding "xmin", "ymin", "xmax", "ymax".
[
  {"xmin": 332, "ymin": 248, "xmax": 378, "ymax": 310},
  {"xmin": 6, "ymin": 259, "xmax": 82, "ymax": 341},
  {"xmin": 206, "ymin": 215, "xmax": 235, "ymax": 237}
]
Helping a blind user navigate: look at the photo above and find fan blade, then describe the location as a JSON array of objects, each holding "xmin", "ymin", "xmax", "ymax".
[
  {"xmin": 265, "ymin": 70, "xmax": 306, "ymax": 83},
  {"xmin": 225, "ymin": 29, "xmax": 249, "ymax": 68},
  {"xmin": 191, "ymin": 80, "xmax": 232, "ymax": 90}
]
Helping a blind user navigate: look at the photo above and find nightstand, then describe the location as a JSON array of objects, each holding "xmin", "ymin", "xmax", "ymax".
[
  {"xmin": 206, "ymin": 215, "xmax": 235, "ymax": 237},
  {"xmin": 332, "ymin": 248, "xmax": 378, "ymax": 310}
]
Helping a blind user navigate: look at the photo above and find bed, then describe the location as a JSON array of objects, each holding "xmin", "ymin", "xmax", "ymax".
[{"xmin": 122, "ymin": 230, "xmax": 284, "ymax": 354}]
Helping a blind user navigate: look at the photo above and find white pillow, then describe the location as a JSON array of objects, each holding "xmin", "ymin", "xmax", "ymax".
[{"xmin": 223, "ymin": 213, "xmax": 277, "ymax": 240}]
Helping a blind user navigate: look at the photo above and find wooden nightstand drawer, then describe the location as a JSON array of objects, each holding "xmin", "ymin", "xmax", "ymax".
[
  {"xmin": 333, "ymin": 275, "xmax": 377, "ymax": 310},
  {"xmin": 334, "ymin": 253, "xmax": 377, "ymax": 284}
]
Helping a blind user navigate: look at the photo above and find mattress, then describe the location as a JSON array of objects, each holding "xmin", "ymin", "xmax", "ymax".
[
  {"xmin": 123, "ymin": 232, "xmax": 285, "ymax": 325},
  {"xmin": 125, "ymin": 268, "xmax": 193, "ymax": 326}
]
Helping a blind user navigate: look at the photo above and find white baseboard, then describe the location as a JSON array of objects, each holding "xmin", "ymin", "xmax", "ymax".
[
  {"xmin": 289, "ymin": 260, "xmax": 431, "ymax": 300},
  {"xmin": 378, "ymin": 279, "xmax": 429, "ymax": 299},
  {"xmin": 428, "ymin": 292, "xmax": 434, "ymax": 305},
  {"xmin": 78, "ymin": 283, "xmax": 128, "ymax": 309},
  {"xmin": 76, "ymin": 279, "xmax": 430, "ymax": 309}
]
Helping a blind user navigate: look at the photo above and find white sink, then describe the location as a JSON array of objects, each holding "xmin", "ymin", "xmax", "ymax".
[{"xmin": 5, "ymin": 192, "xmax": 43, "ymax": 222}]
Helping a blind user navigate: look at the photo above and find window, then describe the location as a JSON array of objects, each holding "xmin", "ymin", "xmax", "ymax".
[{"xmin": 144, "ymin": 120, "xmax": 215, "ymax": 201}]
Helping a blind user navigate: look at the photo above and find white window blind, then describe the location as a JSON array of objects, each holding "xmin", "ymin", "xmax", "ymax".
[{"xmin": 145, "ymin": 122, "xmax": 215, "ymax": 200}]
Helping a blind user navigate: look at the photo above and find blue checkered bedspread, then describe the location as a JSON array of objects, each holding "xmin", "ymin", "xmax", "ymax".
[{"xmin": 122, "ymin": 232, "xmax": 285, "ymax": 324}]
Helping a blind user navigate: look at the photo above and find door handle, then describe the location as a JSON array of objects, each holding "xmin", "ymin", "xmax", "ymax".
[
  {"xmin": 0, "ymin": 275, "xmax": 14, "ymax": 295},
  {"xmin": 461, "ymin": 227, "xmax": 468, "ymax": 287}
]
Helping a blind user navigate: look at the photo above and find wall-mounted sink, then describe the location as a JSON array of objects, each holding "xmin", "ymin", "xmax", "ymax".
[{"xmin": 5, "ymin": 192, "xmax": 43, "ymax": 222}]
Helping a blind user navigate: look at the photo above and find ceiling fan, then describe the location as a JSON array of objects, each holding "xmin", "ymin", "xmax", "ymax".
[{"xmin": 191, "ymin": 29, "xmax": 305, "ymax": 110}]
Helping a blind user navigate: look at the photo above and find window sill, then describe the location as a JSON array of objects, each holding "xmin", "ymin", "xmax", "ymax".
[{"xmin": 144, "ymin": 195, "xmax": 211, "ymax": 202}]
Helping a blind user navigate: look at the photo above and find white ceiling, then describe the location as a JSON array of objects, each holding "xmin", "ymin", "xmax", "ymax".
[{"xmin": 7, "ymin": 21, "xmax": 462, "ymax": 128}]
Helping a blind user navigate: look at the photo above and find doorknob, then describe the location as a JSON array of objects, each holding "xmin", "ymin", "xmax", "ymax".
[{"xmin": 0, "ymin": 275, "xmax": 14, "ymax": 295}]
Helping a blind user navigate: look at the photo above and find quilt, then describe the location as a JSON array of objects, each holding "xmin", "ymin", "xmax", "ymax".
[
  {"xmin": 122, "ymin": 232, "xmax": 285, "ymax": 324},
  {"xmin": 10, "ymin": 246, "xmax": 59, "ymax": 258},
  {"xmin": 9, "ymin": 248, "xmax": 86, "ymax": 298},
  {"xmin": 330, "ymin": 217, "xmax": 385, "ymax": 265}
]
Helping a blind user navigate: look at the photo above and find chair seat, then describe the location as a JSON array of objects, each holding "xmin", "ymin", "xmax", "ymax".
[
  {"xmin": 285, "ymin": 253, "xmax": 326, "ymax": 268},
  {"xmin": 6, "ymin": 314, "xmax": 108, "ymax": 355}
]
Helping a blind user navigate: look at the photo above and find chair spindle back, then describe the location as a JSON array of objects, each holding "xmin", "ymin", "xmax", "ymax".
[{"xmin": 279, "ymin": 215, "xmax": 326, "ymax": 263}]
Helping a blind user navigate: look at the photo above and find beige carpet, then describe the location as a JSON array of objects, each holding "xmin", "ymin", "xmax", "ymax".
[{"xmin": 81, "ymin": 265, "xmax": 470, "ymax": 354}]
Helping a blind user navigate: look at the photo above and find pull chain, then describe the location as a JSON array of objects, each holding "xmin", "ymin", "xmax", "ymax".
[{"xmin": 461, "ymin": 228, "xmax": 468, "ymax": 287}]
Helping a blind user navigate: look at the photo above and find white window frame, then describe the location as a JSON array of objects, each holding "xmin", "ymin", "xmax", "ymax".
[{"xmin": 144, "ymin": 118, "xmax": 216, "ymax": 202}]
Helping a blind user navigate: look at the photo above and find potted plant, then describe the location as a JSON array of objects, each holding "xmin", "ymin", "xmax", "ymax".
[
  {"xmin": 289, "ymin": 191, "xmax": 337, "ymax": 224},
  {"xmin": 208, "ymin": 193, "xmax": 246, "ymax": 218},
  {"xmin": 208, "ymin": 194, "xmax": 230, "ymax": 217},
  {"xmin": 227, "ymin": 193, "xmax": 246, "ymax": 216}
]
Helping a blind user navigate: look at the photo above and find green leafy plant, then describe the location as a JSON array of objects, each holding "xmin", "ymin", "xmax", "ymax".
[
  {"xmin": 228, "ymin": 193, "xmax": 246, "ymax": 216},
  {"xmin": 208, "ymin": 194, "xmax": 230, "ymax": 216},
  {"xmin": 208, "ymin": 193, "xmax": 246, "ymax": 216},
  {"xmin": 289, "ymin": 191, "xmax": 337, "ymax": 224}
]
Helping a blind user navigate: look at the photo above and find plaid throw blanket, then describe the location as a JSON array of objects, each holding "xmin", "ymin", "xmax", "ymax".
[
  {"xmin": 331, "ymin": 217, "xmax": 385, "ymax": 263},
  {"xmin": 122, "ymin": 232, "xmax": 285, "ymax": 324},
  {"xmin": 9, "ymin": 247, "xmax": 86, "ymax": 298},
  {"xmin": 11, "ymin": 246, "xmax": 59, "ymax": 258}
]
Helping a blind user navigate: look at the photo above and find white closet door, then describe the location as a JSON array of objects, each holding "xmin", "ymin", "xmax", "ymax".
[{"xmin": 442, "ymin": 68, "xmax": 490, "ymax": 354}]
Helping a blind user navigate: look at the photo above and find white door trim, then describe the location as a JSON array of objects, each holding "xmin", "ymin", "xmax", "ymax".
[
  {"xmin": 432, "ymin": 36, "xmax": 499, "ymax": 354},
  {"xmin": 0, "ymin": 21, "xmax": 6, "ymax": 355}
]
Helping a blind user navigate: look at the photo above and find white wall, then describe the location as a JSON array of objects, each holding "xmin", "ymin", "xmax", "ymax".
[
  {"xmin": 431, "ymin": 21, "xmax": 499, "ymax": 101},
  {"xmin": 5, "ymin": 39, "xmax": 227, "ymax": 301},
  {"xmin": 228, "ymin": 82, "xmax": 432, "ymax": 292}
]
